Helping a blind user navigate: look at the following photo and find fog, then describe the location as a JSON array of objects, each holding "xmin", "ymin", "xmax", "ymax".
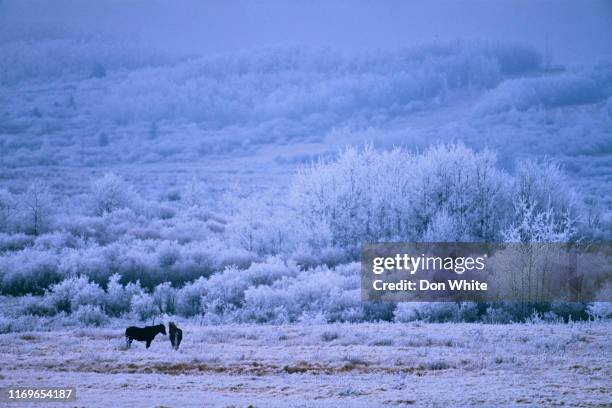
[{"xmin": 2, "ymin": 0, "xmax": 611, "ymax": 63}]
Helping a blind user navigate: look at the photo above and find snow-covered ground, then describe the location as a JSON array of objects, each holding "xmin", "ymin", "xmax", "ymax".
[{"xmin": 1, "ymin": 322, "xmax": 610, "ymax": 407}]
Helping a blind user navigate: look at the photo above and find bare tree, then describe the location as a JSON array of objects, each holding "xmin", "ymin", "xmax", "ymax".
[{"xmin": 22, "ymin": 182, "xmax": 52, "ymax": 235}]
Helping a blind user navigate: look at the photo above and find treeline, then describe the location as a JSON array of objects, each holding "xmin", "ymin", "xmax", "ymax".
[
  {"xmin": 10, "ymin": 263, "xmax": 611, "ymax": 330},
  {"xmin": 0, "ymin": 144, "xmax": 610, "ymax": 324}
]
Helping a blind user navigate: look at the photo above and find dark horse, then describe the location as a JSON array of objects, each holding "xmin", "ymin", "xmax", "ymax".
[
  {"xmin": 169, "ymin": 322, "xmax": 183, "ymax": 350},
  {"xmin": 125, "ymin": 324, "xmax": 166, "ymax": 349}
]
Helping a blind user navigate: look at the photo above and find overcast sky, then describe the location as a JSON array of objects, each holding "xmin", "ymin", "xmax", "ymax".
[{"xmin": 2, "ymin": 0, "xmax": 611, "ymax": 63}]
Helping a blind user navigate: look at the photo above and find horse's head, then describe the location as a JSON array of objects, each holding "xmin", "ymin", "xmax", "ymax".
[{"xmin": 157, "ymin": 324, "xmax": 167, "ymax": 335}]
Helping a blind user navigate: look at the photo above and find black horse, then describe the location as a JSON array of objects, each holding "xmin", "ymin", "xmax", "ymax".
[
  {"xmin": 125, "ymin": 324, "xmax": 166, "ymax": 349},
  {"xmin": 169, "ymin": 322, "xmax": 183, "ymax": 350}
]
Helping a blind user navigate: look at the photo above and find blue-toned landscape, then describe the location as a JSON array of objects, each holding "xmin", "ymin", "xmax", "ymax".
[{"xmin": 0, "ymin": 1, "xmax": 610, "ymax": 406}]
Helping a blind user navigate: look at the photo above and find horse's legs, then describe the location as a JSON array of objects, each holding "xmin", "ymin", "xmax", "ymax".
[
  {"xmin": 146, "ymin": 339, "xmax": 152, "ymax": 349},
  {"xmin": 125, "ymin": 336, "xmax": 131, "ymax": 348}
]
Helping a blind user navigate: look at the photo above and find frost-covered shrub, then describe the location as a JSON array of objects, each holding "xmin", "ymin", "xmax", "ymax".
[
  {"xmin": 152, "ymin": 282, "xmax": 176, "ymax": 314},
  {"xmin": 475, "ymin": 74, "xmax": 604, "ymax": 115},
  {"xmin": 0, "ymin": 314, "xmax": 39, "ymax": 334},
  {"xmin": 90, "ymin": 173, "xmax": 138, "ymax": 216},
  {"xmin": 20, "ymin": 295, "xmax": 55, "ymax": 316},
  {"xmin": 130, "ymin": 292, "xmax": 158, "ymax": 321},
  {"xmin": 200, "ymin": 266, "xmax": 250, "ymax": 315},
  {"xmin": 53, "ymin": 214, "xmax": 108, "ymax": 244},
  {"xmin": 74, "ymin": 305, "xmax": 109, "ymax": 326},
  {"xmin": 32, "ymin": 232, "xmax": 82, "ymax": 251},
  {"xmin": 58, "ymin": 247, "xmax": 113, "ymax": 285},
  {"xmin": 0, "ymin": 233, "xmax": 34, "ymax": 252},
  {"xmin": 155, "ymin": 204, "xmax": 176, "ymax": 220},
  {"xmin": 393, "ymin": 303, "xmax": 421, "ymax": 322},
  {"xmin": 104, "ymin": 273, "xmax": 143, "ymax": 317},
  {"xmin": 487, "ymin": 302, "xmax": 586, "ymax": 323},
  {"xmin": 549, "ymin": 302, "xmax": 588, "ymax": 322},
  {"xmin": 456, "ymin": 302, "xmax": 480, "ymax": 322},
  {"xmin": 239, "ymin": 264, "xmax": 360, "ymax": 323},
  {"xmin": 298, "ymin": 311, "xmax": 329, "ymax": 325},
  {"xmin": 200, "ymin": 258, "xmax": 299, "ymax": 317},
  {"xmin": 206, "ymin": 219, "xmax": 225, "ymax": 234},
  {"xmin": 88, "ymin": 43, "xmax": 518, "ymax": 128},
  {"xmin": 482, "ymin": 305, "xmax": 516, "ymax": 324},
  {"xmin": 0, "ymin": 41, "xmax": 537, "ymax": 169},
  {"xmin": 290, "ymin": 245, "xmax": 348, "ymax": 269},
  {"xmin": 0, "ymin": 249, "xmax": 62, "ymax": 295},
  {"xmin": 394, "ymin": 302, "xmax": 461, "ymax": 323},
  {"xmin": 241, "ymin": 286, "xmax": 292, "ymax": 324},
  {"xmin": 394, "ymin": 302, "xmax": 479, "ymax": 323},
  {"xmin": 587, "ymin": 302, "xmax": 612, "ymax": 320},
  {"xmin": 205, "ymin": 246, "xmax": 255, "ymax": 277},
  {"xmin": 362, "ymin": 302, "xmax": 396, "ymax": 322},
  {"xmin": 482, "ymin": 42, "xmax": 542, "ymax": 75},
  {"xmin": 176, "ymin": 277, "xmax": 208, "ymax": 317},
  {"xmin": 0, "ymin": 37, "xmax": 170, "ymax": 85},
  {"xmin": 45, "ymin": 276, "xmax": 105, "ymax": 314},
  {"xmin": 157, "ymin": 241, "xmax": 181, "ymax": 268}
]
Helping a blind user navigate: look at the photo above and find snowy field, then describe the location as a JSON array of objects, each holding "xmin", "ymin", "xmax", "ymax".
[{"xmin": 1, "ymin": 322, "xmax": 610, "ymax": 407}]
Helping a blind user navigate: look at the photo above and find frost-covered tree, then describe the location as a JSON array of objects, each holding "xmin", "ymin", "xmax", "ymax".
[
  {"xmin": 291, "ymin": 144, "xmax": 511, "ymax": 252},
  {"xmin": 291, "ymin": 145, "xmax": 415, "ymax": 249},
  {"xmin": 503, "ymin": 159, "xmax": 579, "ymax": 243},
  {"xmin": 410, "ymin": 144, "xmax": 510, "ymax": 241},
  {"xmin": 492, "ymin": 160, "xmax": 582, "ymax": 311},
  {"xmin": 228, "ymin": 200, "xmax": 264, "ymax": 253},
  {"xmin": 422, "ymin": 210, "xmax": 468, "ymax": 242},
  {"xmin": 227, "ymin": 193, "xmax": 296, "ymax": 255},
  {"xmin": 513, "ymin": 159, "xmax": 578, "ymax": 218},
  {"xmin": 90, "ymin": 173, "xmax": 137, "ymax": 216},
  {"xmin": 502, "ymin": 197, "xmax": 576, "ymax": 243},
  {"xmin": 184, "ymin": 177, "xmax": 207, "ymax": 208}
]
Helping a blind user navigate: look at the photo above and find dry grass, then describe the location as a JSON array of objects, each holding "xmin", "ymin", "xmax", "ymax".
[{"xmin": 0, "ymin": 322, "xmax": 610, "ymax": 407}]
